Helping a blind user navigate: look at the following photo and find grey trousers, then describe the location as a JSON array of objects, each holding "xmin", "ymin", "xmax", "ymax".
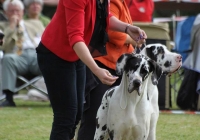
[{"xmin": 2, "ymin": 49, "xmax": 41, "ymax": 92}]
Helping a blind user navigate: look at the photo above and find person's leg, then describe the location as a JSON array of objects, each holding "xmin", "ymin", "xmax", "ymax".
[
  {"xmin": 37, "ymin": 45, "xmax": 85, "ymax": 140},
  {"xmin": 77, "ymin": 76, "xmax": 109, "ymax": 140},
  {"xmin": 0, "ymin": 53, "xmax": 28, "ymax": 106},
  {"xmin": 25, "ymin": 49, "xmax": 41, "ymax": 75},
  {"xmin": 2, "ymin": 54, "xmax": 28, "ymax": 92},
  {"xmin": 70, "ymin": 60, "xmax": 85, "ymax": 139}
]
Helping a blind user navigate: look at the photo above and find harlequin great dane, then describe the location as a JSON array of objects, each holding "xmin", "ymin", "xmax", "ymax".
[
  {"xmin": 94, "ymin": 53, "xmax": 163, "ymax": 140},
  {"xmin": 140, "ymin": 43, "xmax": 182, "ymax": 76},
  {"xmin": 94, "ymin": 44, "xmax": 182, "ymax": 140}
]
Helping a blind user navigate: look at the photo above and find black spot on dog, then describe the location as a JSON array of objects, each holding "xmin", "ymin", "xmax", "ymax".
[
  {"xmin": 107, "ymin": 87, "xmax": 115, "ymax": 98},
  {"xmin": 106, "ymin": 103, "xmax": 108, "ymax": 107},
  {"xmin": 105, "ymin": 87, "xmax": 115, "ymax": 100},
  {"xmin": 140, "ymin": 63, "xmax": 149, "ymax": 81},
  {"xmin": 102, "ymin": 124, "xmax": 107, "ymax": 131},
  {"xmin": 96, "ymin": 118, "xmax": 100, "ymax": 129},
  {"xmin": 102, "ymin": 106, "xmax": 105, "ymax": 110},
  {"xmin": 124, "ymin": 57, "xmax": 142, "ymax": 73},
  {"xmin": 157, "ymin": 46, "xmax": 164, "ymax": 53},
  {"xmin": 117, "ymin": 54, "xmax": 125, "ymax": 64},
  {"xmin": 164, "ymin": 61, "xmax": 171, "ymax": 67},
  {"xmin": 146, "ymin": 46, "xmax": 157, "ymax": 62},
  {"xmin": 161, "ymin": 54, "xmax": 164, "ymax": 59},
  {"xmin": 108, "ymin": 129, "xmax": 114, "ymax": 140},
  {"xmin": 99, "ymin": 135, "xmax": 104, "ymax": 140},
  {"xmin": 107, "ymin": 89, "xmax": 114, "ymax": 98}
]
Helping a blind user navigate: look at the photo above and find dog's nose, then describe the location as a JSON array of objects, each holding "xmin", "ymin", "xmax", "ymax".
[
  {"xmin": 176, "ymin": 55, "xmax": 182, "ymax": 62},
  {"xmin": 133, "ymin": 79, "xmax": 141, "ymax": 88}
]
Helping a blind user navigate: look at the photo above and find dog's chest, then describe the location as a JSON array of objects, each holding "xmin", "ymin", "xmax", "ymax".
[{"xmin": 107, "ymin": 108, "xmax": 151, "ymax": 140}]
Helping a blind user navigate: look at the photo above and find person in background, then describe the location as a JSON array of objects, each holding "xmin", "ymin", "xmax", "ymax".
[
  {"xmin": 125, "ymin": 0, "xmax": 154, "ymax": 22},
  {"xmin": 36, "ymin": 0, "xmax": 147, "ymax": 139},
  {"xmin": 42, "ymin": 0, "xmax": 59, "ymax": 19},
  {"xmin": 23, "ymin": 0, "xmax": 50, "ymax": 27},
  {"xmin": 23, "ymin": 0, "xmax": 49, "ymax": 100},
  {"xmin": 0, "ymin": 0, "xmax": 44, "ymax": 107},
  {"xmin": 77, "ymin": 0, "xmax": 139, "ymax": 139}
]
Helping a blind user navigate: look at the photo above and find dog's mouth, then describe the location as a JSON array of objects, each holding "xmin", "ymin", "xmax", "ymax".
[
  {"xmin": 128, "ymin": 86, "xmax": 141, "ymax": 96},
  {"xmin": 163, "ymin": 64, "xmax": 182, "ymax": 77},
  {"xmin": 136, "ymin": 88, "xmax": 141, "ymax": 96}
]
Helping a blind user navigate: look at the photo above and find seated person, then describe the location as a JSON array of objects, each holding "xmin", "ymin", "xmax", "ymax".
[
  {"xmin": 0, "ymin": 0, "xmax": 45, "ymax": 107},
  {"xmin": 23, "ymin": 0, "xmax": 50, "ymax": 27}
]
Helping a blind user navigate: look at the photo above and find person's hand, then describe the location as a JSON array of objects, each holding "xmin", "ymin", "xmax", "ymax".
[
  {"xmin": 126, "ymin": 25, "xmax": 147, "ymax": 47},
  {"xmin": 93, "ymin": 67, "xmax": 118, "ymax": 85},
  {"xmin": 9, "ymin": 15, "xmax": 20, "ymax": 29}
]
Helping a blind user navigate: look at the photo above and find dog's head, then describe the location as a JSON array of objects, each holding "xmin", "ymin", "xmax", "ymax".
[
  {"xmin": 141, "ymin": 43, "xmax": 182, "ymax": 76},
  {"xmin": 116, "ymin": 53, "xmax": 162, "ymax": 94}
]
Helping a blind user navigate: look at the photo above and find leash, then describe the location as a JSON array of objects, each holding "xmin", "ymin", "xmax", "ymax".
[{"xmin": 133, "ymin": 36, "xmax": 146, "ymax": 54}]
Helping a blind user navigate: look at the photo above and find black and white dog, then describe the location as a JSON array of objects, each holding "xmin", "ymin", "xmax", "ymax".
[
  {"xmin": 94, "ymin": 53, "xmax": 163, "ymax": 140},
  {"xmin": 94, "ymin": 44, "xmax": 182, "ymax": 140},
  {"xmin": 140, "ymin": 43, "xmax": 182, "ymax": 76}
]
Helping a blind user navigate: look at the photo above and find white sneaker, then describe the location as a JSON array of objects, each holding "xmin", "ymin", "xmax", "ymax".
[{"xmin": 27, "ymin": 89, "xmax": 49, "ymax": 101}]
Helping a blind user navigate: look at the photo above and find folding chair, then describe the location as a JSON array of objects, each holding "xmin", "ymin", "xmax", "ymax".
[
  {"xmin": 0, "ymin": 51, "xmax": 48, "ymax": 101},
  {"xmin": 15, "ymin": 75, "xmax": 48, "ymax": 95}
]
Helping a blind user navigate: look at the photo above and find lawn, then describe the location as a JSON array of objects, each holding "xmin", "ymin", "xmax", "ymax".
[
  {"xmin": 0, "ymin": 99, "xmax": 200, "ymax": 140},
  {"xmin": 0, "ymin": 100, "xmax": 52, "ymax": 140}
]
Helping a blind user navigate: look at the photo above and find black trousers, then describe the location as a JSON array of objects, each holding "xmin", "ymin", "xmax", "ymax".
[{"xmin": 37, "ymin": 43, "xmax": 85, "ymax": 140}]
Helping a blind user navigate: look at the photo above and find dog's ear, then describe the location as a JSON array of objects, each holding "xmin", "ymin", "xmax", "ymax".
[
  {"xmin": 148, "ymin": 59, "xmax": 163, "ymax": 85},
  {"xmin": 116, "ymin": 53, "xmax": 133, "ymax": 75},
  {"xmin": 145, "ymin": 45, "xmax": 157, "ymax": 61}
]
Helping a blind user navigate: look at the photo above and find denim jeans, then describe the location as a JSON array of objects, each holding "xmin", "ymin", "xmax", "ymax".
[{"xmin": 36, "ymin": 43, "xmax": 85, "ymax": 140}]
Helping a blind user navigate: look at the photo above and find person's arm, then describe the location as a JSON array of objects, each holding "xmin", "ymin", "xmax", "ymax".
[
  {"xmin": 109, "ymin": 16, "xmax": 147, "ymax": 46},
  {"xmin": 73, "ymin": 42, "xmax": 118, "ymax": 85},
  {"xmin": 125, "ymin": 35, "xmax": 137, "ymax": 46}
]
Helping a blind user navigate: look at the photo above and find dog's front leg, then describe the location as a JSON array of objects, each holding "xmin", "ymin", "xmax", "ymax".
[{"xmin": 94, "ymin": 91, "xmax": 110, "ymax": 140}]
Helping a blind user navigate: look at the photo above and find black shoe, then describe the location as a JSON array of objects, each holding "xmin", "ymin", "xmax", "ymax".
[{"xmin": 0, "ymin": 100, "xmax": 16, "ymax": 107}]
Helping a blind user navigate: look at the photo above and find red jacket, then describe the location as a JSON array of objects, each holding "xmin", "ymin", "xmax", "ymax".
[{"xmin": 41, "ymin": 0, "xmax": 111, "ymax": 62}]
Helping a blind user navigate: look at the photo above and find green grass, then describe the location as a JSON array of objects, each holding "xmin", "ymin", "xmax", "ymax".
[
  {"xmin": 1, "ymin": 99, "xmax": 200, "ymax": 140},
  {"xmin": 157, "ymin": 113, "xmax": 200, "ymax": 140},
  {"xmin": 0, "ymin": 100, "xmax": 52, "ymax": 140}
]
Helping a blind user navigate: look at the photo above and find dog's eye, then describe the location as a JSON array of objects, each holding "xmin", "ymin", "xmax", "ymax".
[
  {"xmin": 133, "ymin": 64, "xmax": 139, "ymax": 71},
  {"xmin": 140, "ymin": 68, "xmax": 148, "ymax": 75},
  {"xmin": 158, "ymin": 47, "xmax": 165, "ymax": 54}
]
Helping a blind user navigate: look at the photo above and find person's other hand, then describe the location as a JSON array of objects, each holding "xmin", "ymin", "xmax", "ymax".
[
  {"xmin": 94, "ymin": 68, "xmax": 118, "ymax": 85},
  {"xmin": 126, "ymin": 25, "xmax": 147, "ymax": 47},
  {"xmin": 9, "ymin": 15, "xmax": 19, "ymax": 29}
]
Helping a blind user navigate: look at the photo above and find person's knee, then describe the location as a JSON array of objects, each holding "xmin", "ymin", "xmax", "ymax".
[{"xmin": 2, "ymin": 54, "xmax": 16, "ymax": 66}]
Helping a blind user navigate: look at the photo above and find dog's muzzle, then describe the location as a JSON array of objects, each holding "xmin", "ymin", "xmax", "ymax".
[{"xmin": 128, "ymin": 79, "xmax": 141, "ymax": 95}]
